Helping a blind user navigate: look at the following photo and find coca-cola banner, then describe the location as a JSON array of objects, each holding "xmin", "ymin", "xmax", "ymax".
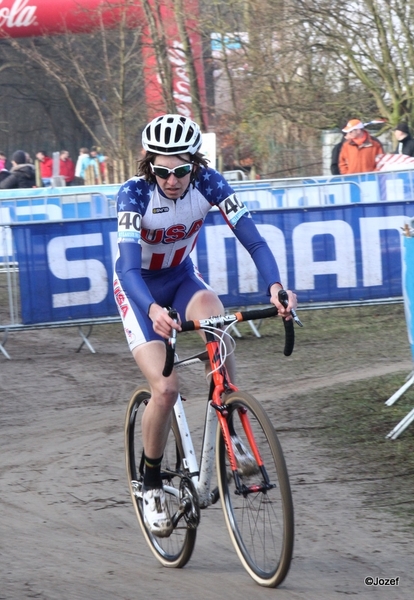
[
  {"xmin": 0, "ymin": 0, "xmax": 132, "ymax": 37},
  {"xmin": 140, "ymin": 0, "xmax": 208, "ymax": 125},
  {"xmin": 0, "ymin": 0, "xmax": 208, "ymax": 124}
]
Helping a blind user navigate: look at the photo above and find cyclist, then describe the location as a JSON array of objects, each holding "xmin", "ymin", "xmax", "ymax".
[{"xmin": 113, "ymin": 114, "xmax": 297, "ymax": 537}]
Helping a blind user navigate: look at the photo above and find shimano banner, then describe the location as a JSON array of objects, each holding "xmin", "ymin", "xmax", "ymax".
[
  {"xmin": 402, "ymin": 235, "xmax": 414, "ymax": 362},
  {"xmin": 11, "ymin": 200, "xmax": 414, "ymax": 324}
]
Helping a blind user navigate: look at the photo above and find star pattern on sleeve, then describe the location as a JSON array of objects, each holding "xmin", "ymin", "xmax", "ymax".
[
  {"xmin": 117, "ymin": 177, "xmax": 150, "ymax": 214},
  {"xmin": 196, "ymin": 167, "xmax": 236, "ymax": 205}
]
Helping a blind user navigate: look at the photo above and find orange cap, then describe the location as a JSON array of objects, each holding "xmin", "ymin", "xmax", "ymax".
[{"xmin": 342, "ymin": 119, "xmax": 364, "ymax": 133}]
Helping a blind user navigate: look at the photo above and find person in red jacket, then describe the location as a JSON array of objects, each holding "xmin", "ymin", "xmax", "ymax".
[
  {"xmin": 59, "ymin": 150, "xmax": 75, "ymax": 185},
  {"xmin": 338, "ymin": 119, "xmax": 383, "ymax": 175},
  {"xmin": 35, "ymin": 150, "xmax": 53, "ymax": 186}
]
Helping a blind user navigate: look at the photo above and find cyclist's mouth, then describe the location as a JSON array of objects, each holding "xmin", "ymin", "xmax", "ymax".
[{"xmin": 166, "ymin": 187, "xmax": 181, "ymax": 196}]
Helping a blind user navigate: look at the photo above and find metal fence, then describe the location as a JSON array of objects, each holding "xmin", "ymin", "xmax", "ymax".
[{"xmin": 1, "ymin": 171, "xmax": 413, "ymax": 359}]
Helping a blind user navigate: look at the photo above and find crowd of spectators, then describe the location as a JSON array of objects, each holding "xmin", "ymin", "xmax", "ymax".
[
  {"xmin": 331, "ymin": 119, "xmax": 414, "ymax": 176},
  {"xmin": 0, "ymin": 146, "xmax": 107, "ymax": 189}
]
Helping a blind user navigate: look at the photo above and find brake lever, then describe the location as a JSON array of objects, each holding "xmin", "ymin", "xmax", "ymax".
[{"xmin": 278, "ymin": 290, "xmax": 303, "ymax": 327}]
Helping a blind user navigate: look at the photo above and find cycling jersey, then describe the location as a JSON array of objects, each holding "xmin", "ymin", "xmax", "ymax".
[{"xmin": 113, "ymin": 166, "xmax": 281, "ymax": 350}]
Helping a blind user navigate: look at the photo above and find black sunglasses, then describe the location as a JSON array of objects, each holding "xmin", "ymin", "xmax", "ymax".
[{"xmin": 150, "ymin": 163, "xmax": 193, "ymax": 179}]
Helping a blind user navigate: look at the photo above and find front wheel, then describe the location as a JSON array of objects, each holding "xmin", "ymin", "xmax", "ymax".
[
  {"xmin": 125, "ymin": 387, "xmax": 196, "ymax": 568},
  {"xmin": 216, "ymin": 391, "xmax": 294, "ymax": 587}
]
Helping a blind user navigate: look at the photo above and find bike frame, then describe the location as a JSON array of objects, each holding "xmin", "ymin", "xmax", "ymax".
[{"xmin": 171, "ymin": 329, "xmax": 264, "ymax": 507}]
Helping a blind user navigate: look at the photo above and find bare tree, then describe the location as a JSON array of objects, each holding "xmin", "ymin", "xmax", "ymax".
[
  {"xmin": 292, "ymin": 0, "xmax": 414, "ymax": 127},
  {"xmin": 199, "ymin": 0, "xmax": 401, "ymax": 176},
  {"xmin": 200, "ymin": 0, "xmax": 336, "ymax": 175},
  {"xmin": 141, "ymin": 0, "xmax": 208, "ymax": 128},
  {"xmin": 3, "ymin": 1, "xmax": 145, "ymax": 181},
  {"xmin": 3, "ymin": 0, "xmax": 410, "ymax": 180}
]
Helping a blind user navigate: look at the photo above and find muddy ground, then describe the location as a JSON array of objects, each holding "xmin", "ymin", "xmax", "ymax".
[{"xmin": 1, "ymin": 307, "xmax": 413, "ymax": 599}]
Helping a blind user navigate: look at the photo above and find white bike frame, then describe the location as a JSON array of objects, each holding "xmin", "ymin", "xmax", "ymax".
[{"xmin": 173, "ymin": 393, "xmax": 218, "ymax": 508}]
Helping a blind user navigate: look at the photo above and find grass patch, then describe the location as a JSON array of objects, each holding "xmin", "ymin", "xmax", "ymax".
[{"xmin": 296, "ymin": 372, "xmax": 414, "ymax": 524}]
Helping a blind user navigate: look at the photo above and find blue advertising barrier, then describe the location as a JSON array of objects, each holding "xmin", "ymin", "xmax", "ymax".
[
  {"xmin": 385, "ymin": 235, "xmax": 414, "ymax": 439},
  {"xmin": 0, "ymin": 184, "xmax": 119, "ymax": 262},
  {"xmin": 0, "ymin": 184, "xmax": 119, "ymax": 222},
  {"xmin": 10, "ymin": 200, "xmax": 414, "ymax": 325},
  {"xmin": 402, "ymin": 236, "xmax": 414, "ymax": 363},
  {"xmin": 2, "ymin": 168, "xmax": 414, "ymax": 264}
]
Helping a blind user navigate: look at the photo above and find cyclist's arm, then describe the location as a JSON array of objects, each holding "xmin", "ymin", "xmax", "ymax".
[
  {"xmin": 118, "ymin": 243, "xmax": 179, "ymax": 336},
  {"xmin": 232, "ymin": 217, "xmax": 297, "ymax": 317},
  {"xmin": 229, "ymin": 213, "xmax": 282, "ymax": 292},
  {"xmin": 116, "ymin": 204, "xmax": 181, "ymax": 335},
  {"xmin": 115, "ymin": 180, "xmax": 156, "ymax": 315},
  {"xmin": 117, "ymin": 241, "xmax": 155, "ymax": 314},
  {"xmin": 207, "ymin": 174, "xmax": 281, "ymax": 290}
]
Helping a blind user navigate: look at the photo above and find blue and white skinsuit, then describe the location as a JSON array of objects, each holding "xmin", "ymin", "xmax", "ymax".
[{"xmin": 113, "ymin": 166, "xmax": 281, "ymax": 351}]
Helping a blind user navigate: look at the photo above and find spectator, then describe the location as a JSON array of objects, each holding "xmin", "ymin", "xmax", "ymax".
[
  {"xmin": 59, "ymin": 150, "xmax": 75, "ymax": 185},
  {"xmin": 0, "ymin": 150, "xmax": 36, "ymax": 189},
  {"xmin": 35, "ymin": 150, "xmax": 53, "ymax": 186},
  {"xmin": 330, "ymin": 132, "xmax": 349, "ymax": 175},
  {"xmin": 339, "ymin": 119, "xmax": 384, "ymax": 175},
  {"xmin": 73, "ymin": 148, "xmax": 86, "ymax": 184},
  {"xmin": 0, "ymin": 151, "xmax": 11, "ymax": 171},
  {"xmin": 0, "ymin": 165, "xmax": 10, "ymax": 184},
  {"xmin": 75, "ymin": 147, "xmax": 99, "ymax": 184},
  {"xmin": 90, "ymin": 146, "xmax": 108, "ymax": 183},
  {"xmin": 394, "ymin": 122, "xmax": 414, "ymax": 157}
]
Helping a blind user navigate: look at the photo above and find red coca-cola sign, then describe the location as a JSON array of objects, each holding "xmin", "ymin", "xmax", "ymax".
[
  {"xmin": 0, "ymin": 0, "xmax": 208, "ymax": 125},
  {"xmin": 0, "ymin": 0, "xmax": 129, "ymax": 37}
]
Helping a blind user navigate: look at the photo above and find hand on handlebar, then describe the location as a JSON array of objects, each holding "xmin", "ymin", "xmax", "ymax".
[
  {"xmin": 270, "ymin": 286, "xmax": 296, "ymax": 318},
  {"xmin": 149, "ymin": 303, "xmax": 181, "ymax": 339},
  {"xmin": 270, "ymin": 286, "xmax": 303, "ymax": 327}
]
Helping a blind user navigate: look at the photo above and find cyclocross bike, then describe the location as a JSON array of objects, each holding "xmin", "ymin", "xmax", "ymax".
[{"xmin": 125, "ymin": 293, "xmax": 302, "ymax": 588}]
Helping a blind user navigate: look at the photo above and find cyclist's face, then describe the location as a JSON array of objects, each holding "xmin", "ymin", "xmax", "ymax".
[{"xmin": 153, "ymin": 154, "xmax": 193, "ymax": 200}]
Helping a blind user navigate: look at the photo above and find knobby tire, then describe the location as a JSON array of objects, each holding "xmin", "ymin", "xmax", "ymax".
[
  {"xmin": 216, "ymin": 391, "xmax": 294, "ymax": 587},
  {"xmin": 125, "ymin": 388, "xmax": 196, "ymax": 568}
]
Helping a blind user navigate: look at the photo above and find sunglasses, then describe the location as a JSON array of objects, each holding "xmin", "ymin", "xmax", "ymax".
[{"xmin": 150, "ymin": 163, "xmax": 193, "ymax": 179}]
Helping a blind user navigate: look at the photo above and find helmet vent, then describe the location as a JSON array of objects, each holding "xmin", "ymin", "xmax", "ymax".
[{"xmin": 142, "ymin": 114, "xmax": 202, "ymax": 156}]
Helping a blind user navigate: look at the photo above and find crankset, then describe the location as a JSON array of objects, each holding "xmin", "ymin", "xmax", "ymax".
[{"xmin": 178, "ymin": 476, "xmax": 200, "ymax": 529}]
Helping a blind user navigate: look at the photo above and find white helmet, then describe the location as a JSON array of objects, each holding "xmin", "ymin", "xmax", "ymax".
[{"xmin": 142, "ymin": 114, "xmax": 202, "ymax": 155}]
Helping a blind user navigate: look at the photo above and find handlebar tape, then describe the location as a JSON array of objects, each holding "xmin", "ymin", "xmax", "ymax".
[
  {"xmin": 180, "ymin": 321, "xmax": 196, "ymax": 332},
  {"xmin": 162, "ymin": 309, "xmax": 178, "ymax": 378},
  {"xmin": 162, "ymin": 342, "xmax": 175, "ymax": 378},
  {"xmin": 238, "ymin": 306, "xmax": 278, "ymax": 321},
  {"xmin": 283, "ymin": 318, "xmax": 295, "ymax": 356},
  {"xmin": 278, "ymin": 290, "xmax": 295, "ymax": 356}
]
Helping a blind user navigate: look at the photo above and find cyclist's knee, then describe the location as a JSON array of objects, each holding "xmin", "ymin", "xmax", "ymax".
[
  {"xmin": 151, "ymin": 380, "xmax": 178, "ymax": 409},
  {"xmin": 186, "ymin": 289, "xmax": 223, "ymax": 319}
]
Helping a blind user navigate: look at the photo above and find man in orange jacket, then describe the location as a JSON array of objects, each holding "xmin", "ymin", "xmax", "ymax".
[{"xmin": 338, "ymin": 119, "xmax": 383, "ymax": 174}]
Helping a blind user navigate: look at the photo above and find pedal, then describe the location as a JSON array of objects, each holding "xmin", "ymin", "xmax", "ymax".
[{"xmin": 131, "ymin": 480, "xmax": 143, "ymax": 498}]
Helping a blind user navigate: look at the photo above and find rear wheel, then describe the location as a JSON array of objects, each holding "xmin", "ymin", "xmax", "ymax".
[
  {"xmin": 125, "ymin": 388, "xmax": 196, "ymax": 568},
  {"xmin": 216, "ymin": 391, "xmax": 294, "ymax": 587}
]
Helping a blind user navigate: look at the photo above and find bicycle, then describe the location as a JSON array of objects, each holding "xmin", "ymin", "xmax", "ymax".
[{"xmin": 125, "ymin": 294, "xmax": 301, "ymax": 588}]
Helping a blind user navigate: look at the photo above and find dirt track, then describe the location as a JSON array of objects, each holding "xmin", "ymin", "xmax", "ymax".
[{"xmin": 1, "ymin": 322, "xmax": 413, "ymax": 599}]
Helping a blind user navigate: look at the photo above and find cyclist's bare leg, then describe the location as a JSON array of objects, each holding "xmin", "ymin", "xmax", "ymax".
[
  {"xmin": 132, "ymin": 340, "xmax": 179, "ymax": 535},
  {"xmin": 185, "ymin": 289, "xmax": 236, "ymax": 382},
  {"xmin": 132, "ymin": 289, "xmax": 234, "ymax": 459},
  {"xmin": 133, "ymin": 340, "xmax": 179, "ymax": 459}
]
